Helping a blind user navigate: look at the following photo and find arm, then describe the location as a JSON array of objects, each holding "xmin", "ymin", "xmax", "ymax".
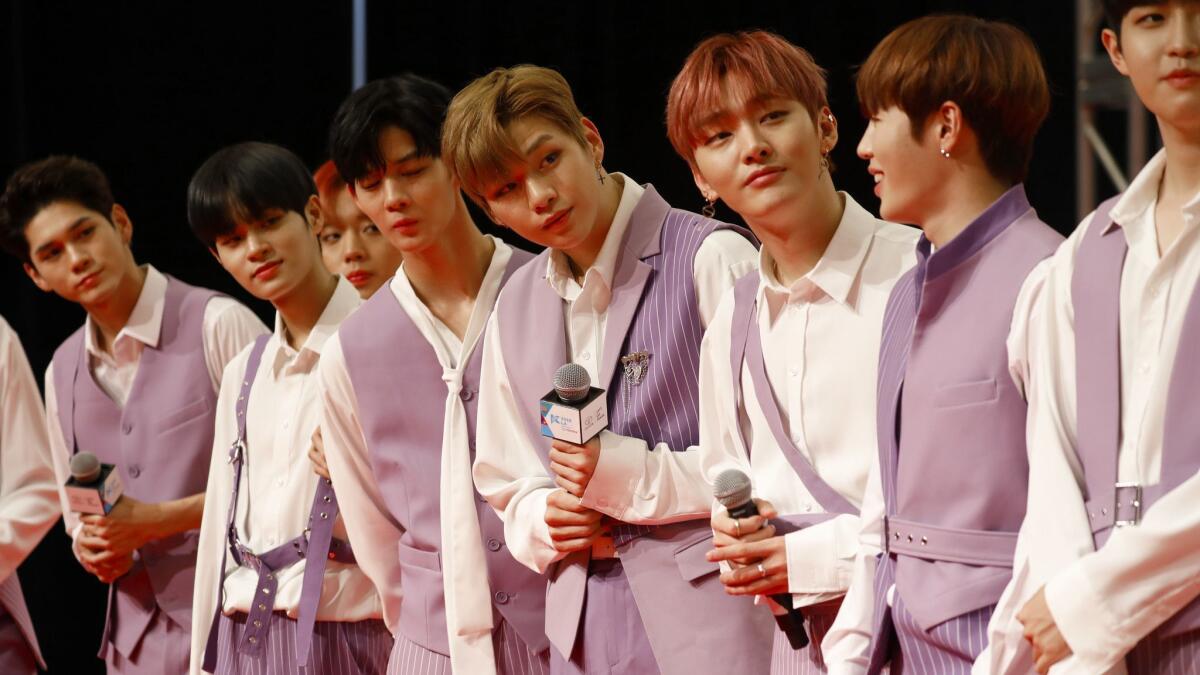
[
  {"xmin": 0, "ymin": 323, "xmax": 61, "ymax": 583},
  {"xmin": 200, "ymin": 297, "xmax": 270, "ymax": 392},
  {"xmin": 820, "ymin": 457, "xmax": 885, "ymax": 675},
  {"xmin": 318, "ymin": 337, "xmax": 405, "ymax": 634}
]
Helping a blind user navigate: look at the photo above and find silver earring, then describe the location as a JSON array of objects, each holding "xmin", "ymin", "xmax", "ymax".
[
  {"xmin": 596, "ymin": 166, "xmax": 606, "ymax": 184},
  {"xmin": 819, "ymin": 153, "xmax": 830, "ymax": 175},
  {"xmin": 940, "ymin": 147, "xmax": 951, "ymax": 159},
  {"xmin": 702, "ymin": 196, "xmax": 716, "ymax": 218}
]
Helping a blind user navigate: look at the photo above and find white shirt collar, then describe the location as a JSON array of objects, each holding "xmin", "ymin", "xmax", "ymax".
[
  {"xmin": 272, "ymin": 275, "xmax": 361, "ymax": 365},
  {"xmin": 1106, "ymin": 148, "xmax": 1200, "ymax": 261},
  {"xmin": 84, "ymin": 264, "xmax": 167, "ymax": 358},
  {"xmin": 758, "ymin": 193, "xmax": 875, "ymax": 319},
  {"xmin": 544, "ymin": 173, "xmax": 645, "ymax": 305}
]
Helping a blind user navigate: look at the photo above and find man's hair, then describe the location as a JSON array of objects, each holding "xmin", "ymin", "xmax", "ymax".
[
  {"xmin": 442, "ymin": 65, "xmax": 589, "ymax": 209},
  {"xmin": 856, "ymin": 14, "xmax": 1050, "ymax": 185},
  {"xmin": 313, "ymin": 159, "xmax": 347, "ymax": 212},
  {"xmin": 0, "ymin": 156, "xmax": 116, "ymax": 263},
  {"xmin": 187, "ymin": 141, "xmax": 316, "ymax": 248},
  {"xmin": 1101, "ymin": 1, "xmax": 1161, "ymax": 32},
  {"xmin": 666, "ymin": 31, "xmax": 829, "ymax": 168},
  {"xmin": 327, "ymin": 74, "xmax": 453, "ymax": 185}
]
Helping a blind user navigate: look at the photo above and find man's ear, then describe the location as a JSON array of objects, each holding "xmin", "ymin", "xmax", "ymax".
[
  {"xmin": 22, "ymin": 262, "xmax": 52, "ymax": 293},
  {"xmin": 1101, "ymin": 28, "xmax": 1130, "ymax": 76},
  {"xmin": 304, "ymin": 195, "xmax": 325, "ymax": 235},
  {"xmin": 110, "ymin": 204, "xmax": 134, "ymax": 245},
  {"xmin": 581, "ymin": 117, "xmax": 606, "ymax": 167}
]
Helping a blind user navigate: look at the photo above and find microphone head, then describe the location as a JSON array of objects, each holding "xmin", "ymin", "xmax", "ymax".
[
  {"xmin": 553, "ymin": 363, "xmax": 591, "ymax": 403},
  {"xmin": 70, "ymin": 452, "xmax": 103, "ymax": 484},
  {"xmin": 713, "ymin": 469, "xmax": 753, "ymax": 510}
]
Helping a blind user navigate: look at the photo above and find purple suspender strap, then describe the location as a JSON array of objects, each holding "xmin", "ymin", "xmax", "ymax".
[
  {"xmin": 201, "ymin": 335, "xmax": 357, "ymax": 672},
  {"xmin": 729, "ymin": 272, "xmax": 858, "ymax": 517}
]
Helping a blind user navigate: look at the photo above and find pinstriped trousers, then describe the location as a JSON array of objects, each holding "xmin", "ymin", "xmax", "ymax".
[
  {"xmin": 889, "ymin": 593, "xmax": 992, "ymax": 674},
  {"xmin": 769, "ymin": 602, "xmax": 840, "ymax": 675},
  {"xmin": 214, "ymin": 612, "xmax": 392, "ymax": 674},
  {"xmin": 0, "ymin": 605, "xmax": 36, "ymax": 675},
  {"xmin": 1126, "ymin": 628, "xmax": 1200, "ymax": 674},
  {"xmin": 386, "ymin": 618, "xmax": 549, "ymax": 675}
]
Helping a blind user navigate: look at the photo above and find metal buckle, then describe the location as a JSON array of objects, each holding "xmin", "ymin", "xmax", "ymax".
[
  {"xmin": 1114, "ymin": 482, "xmax": 1142, "ymax": 528},
  {"xmin": 228, "ymin": 439, "xmax": 246, "ymax": 464}
]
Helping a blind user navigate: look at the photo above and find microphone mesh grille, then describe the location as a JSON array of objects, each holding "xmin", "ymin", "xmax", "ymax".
[
  {"xmin": 713, "ymin": 469, "xmax": 753, "ymax": 509},
  {"xmin": 70, "ymin": 452, "xmax": 102, "ymax": 482},
  {"xmin": 554, "ymin": 363, "xmax": 591, "ymax": 402}
]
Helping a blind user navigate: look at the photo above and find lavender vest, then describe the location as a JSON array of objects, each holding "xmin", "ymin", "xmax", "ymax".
[
  {"xmin": 52, "ymin": 275, "xmax": 218, "ymax": 656},
  {"xmin": 338, "ymin": 247, "xmax": 548, "ymax": 657},
  {"xmin": 1072, "ymin": 196, "xmax": 1200, "ymax": 639},
  {"xmin": 728, "ymin": 271, "xmax": 858, "ymax": 531},
  {"xmin": 866, "ymin": 186, "xmax": 1062, "ymax": 667},
  {"xmin": 495, "ymin": 185, "xmax": 773, "ymax": 673}
]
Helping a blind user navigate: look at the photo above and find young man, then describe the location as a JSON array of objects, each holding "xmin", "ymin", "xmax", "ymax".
[
  {"xmin": 983, "ymin": 2, "xmax": 1200, "ymax": 673},
  {"xmin": 313, "ymin": 159, "xmax": 403, "ymax": 298},
  {"xmin": 186, "ymin": 142, "xmax": 389, "ymax": 674},
  {"xmin": 665, "ymin": 31, "xmax": 918, "ymax": 674},
  {"xmin": 316, "ymin": 73, "xmax": 549, "ymax": 675},
  {"xmin": 450, "ymin": 65, "xmax": 773, "ymax": 675},
  {"xmin": 0, "ymin": 155, "xmax": 267, "ymax": 674},
  {"xmin": 0, "ymin": 315, "xmax": 62, "ymax": 674},
  {"xmin": 818, "ymin": 15, "xmax": 1062, "ymax": 674}
]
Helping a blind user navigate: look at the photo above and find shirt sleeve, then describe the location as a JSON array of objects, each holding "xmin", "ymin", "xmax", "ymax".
[
  {"xmin": 189, "ymin": 354, "xmax": 244, "ymax": 675},
  {"xmin": 201, "ymin": 297, "xmax": 269, "ymax": 393},
  {"xmin": 0, "ymin": 323, "xmax": 61, "ymax": 583},
  {"xmin": 692, "ymin": 229, "xmax": 759, "ymax": 328},
  {"xmin": 472, "ymin": 312, "xmax": 563, "ymax": 574},
  {"xmin": 318, "ymin": 336, "xmax": 405, "ymax": 634},
  {"xmin": 43, "ymin": 364, "xmax": 92, "ymax": 570},
  {"xmin": 820, "ymin": 456, "xmax": 885, "ymax": 675}
]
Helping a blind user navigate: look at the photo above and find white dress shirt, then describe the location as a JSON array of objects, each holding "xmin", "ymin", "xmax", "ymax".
[
  {"xmin": 472, "ymin": 173, "xmax": 759, "ymax": 574},
  {"xmin": 698, "ymin": 195, "xmax": 917, "ymax": 609},
  {"xmin": 42, "ymin": 265, "xmax": 268, "ymax": 557},
  {"xmin": 320, "ymin": 237, "xmax": 516, "ymax": 674},
  {"xmin": 0, "ymin": 315, "xmax": 61, "ymax": 584},
  {"xmin": 189, "ymin": 276, "xmax": 381, "ymax": 675},
  {"xmin": 980, "ymin": 149, "xmax": 1200, "ymax": 674},
  {"xmin": 820, "ymin": 228, "xmax": 1051, "ymax": 675}
]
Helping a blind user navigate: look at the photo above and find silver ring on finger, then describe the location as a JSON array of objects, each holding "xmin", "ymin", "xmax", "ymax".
[
  {"xmin": 757, "ymin": 563, "xmax": 767, "ymax": 579},
  {"xmin": 733, "ymin": 519, "xmax": 742, "ymax": 537}
]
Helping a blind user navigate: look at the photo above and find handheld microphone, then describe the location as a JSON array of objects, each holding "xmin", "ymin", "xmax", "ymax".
[
  {"xmin": 714, "ymin": 468, "xmax": 810, "ymax": 650},
  {"xmin": 540, "ymin": 363, "xmax": 608, "ymax": 444},
  {"xmin": 64, "ymin": 452, "xmax": 125, "ymax": 515}
]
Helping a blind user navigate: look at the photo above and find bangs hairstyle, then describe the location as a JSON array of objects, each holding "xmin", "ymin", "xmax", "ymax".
[
  {"xmin": 328, "ymin": 74, "xmax": 452, "ymax": 184},
  {"xmin": 442, "ymin": 65, "xmax": 589, "ymax": 209},
  {"xmin": 0, "ymin": 155, "xmax": 115, "ymax": 263},
  {"xmin": 1102, "ymin": 1, "xmax": 1168, "ymax": 31},
  {"xmin": 856, "ymin": 14, "xmax": 1049, "ymax": 185},
  {"xmin": 667, "ymin": 31, "xmax": 829, "ymax": 167},
  {"xmin": 313, "ymin": 159, "xmax": 347, "ymax": 208},
  {"xmin": 187, "ymin": 141, "xmax": 316, "ymax": 248}
]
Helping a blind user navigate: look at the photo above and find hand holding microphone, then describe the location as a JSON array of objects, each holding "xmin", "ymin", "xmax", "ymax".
[
  {"xmin": 708, "ymin": 469, "xmax": 810, "ymax": 649},
  {"xmin": 544, "ymin": 363, "xmax": 608, "ymax": 497}
]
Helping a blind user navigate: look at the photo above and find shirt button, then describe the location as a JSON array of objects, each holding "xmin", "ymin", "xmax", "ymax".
[
  {"xmin": 789, "ymin": 368, "xmax": 799, "ymax": 377},
  {"xmin": 486, "ymin": 538, "xmax": 502, "ymax": 552},
  {"xmin": 282, "ymin": 421, "xmax": 290, "ymax": 430},
  {"xmin": 804, "ymin": 503, "xmax": 813, "ymax": 513},
  {"xmin": 121, "ymin": 422, "xmax": 134, "ymax": 435},
  {"xmin": 580, "ymin": 351, "xmax": 591, "ymax": 361},
  {"xmin": 276, "ymin": 477, "xmax": 286, "ymax": 487},
  {"xmin": 128, "ymin": 465, "xmax": 141, "ymax": 478},
  {"xmin": 459, "ymin": 389, "xmax": 475, "ymax": 402},
  {"xmin": 1140, "ymin": 363, "xmax": 1151, "ymax": 374},
  {"xmin": 493, "ymin": 591, "xmax": 510, "ymax": 604}
]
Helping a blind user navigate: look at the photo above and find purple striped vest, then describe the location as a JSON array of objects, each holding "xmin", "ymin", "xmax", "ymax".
[
  {"xmin": 865, "ymin": 186, "xmax": 1062, "ymax": 672},
  {"xmin": 51, "ymin": 275, "xmax": 219, "ymax": 656},
  {"xmin": 495, "ymin": 185, "xmax": 775, "ymax": 674},
  {"xmin": 1072, "ymin": 195, "xmax": 1200, "ymax": 639},
  {"xmin": 338, "ymin": 247, "xmax": 549, "ymax": 656}
]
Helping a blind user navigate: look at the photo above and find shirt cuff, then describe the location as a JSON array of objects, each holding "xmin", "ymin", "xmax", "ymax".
[
  {"xmin": 70, "ymin": 521, "xmax": 87, "ymax": 566},
  {"xmin": 1044, "ymin": 562, "xmax": 1128, "ymax": 671},
  {"xmin": 784, "ymin": 518, "xmax": 856, "ymax": 596},
  {"xmin": 579, "ymin": 430, "xmax": 646, "ymax": 519}
]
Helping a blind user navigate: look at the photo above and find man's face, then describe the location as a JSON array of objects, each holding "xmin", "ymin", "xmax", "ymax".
[
  {"xmin": 210, "ymin": 201, "xmax": 324, "ymax": 303},
  {"xmin": 1104, "ymin": 3, "xmax": 1200, "ymax": 131},
  {"xmin": 349, "ymin": 125, "xmax": 461, "ymax": 257},
  {"xmin": 318, "ymin": 186, "xmax": 402, "ymax": 298},
  {"xmin": 24, "ymin": 200, "xmax": 135, "ymax": 306}
]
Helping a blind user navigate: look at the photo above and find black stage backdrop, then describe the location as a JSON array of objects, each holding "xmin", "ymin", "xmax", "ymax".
[{"xmin": 2, "ymin": 1, "xmax": 1092, "ymax": 671}]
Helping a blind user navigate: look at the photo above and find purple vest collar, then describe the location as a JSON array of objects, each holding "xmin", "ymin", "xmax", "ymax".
[{"xmin": 920, "ymin": 184, "xmax": 1034, "ymax": 281}]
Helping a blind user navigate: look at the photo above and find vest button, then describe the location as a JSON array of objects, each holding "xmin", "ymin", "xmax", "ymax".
[
  {"xmin": 128, "ymin": 465, "xmax": 141, "ymax": 478},
  {"xmin": 486, "ymin": 538, "xmax": 502, "ymax": 552},
  {"xmin": 493, "ymin": 591, "xmax": 509, "ymax": 604},
  {"xmin": 459, "ymin": 389, "xmax": 475, "ymax": 402},
  {"xmin": 121, "ymin": 422, "xmax": 133, "ymax": 435}
]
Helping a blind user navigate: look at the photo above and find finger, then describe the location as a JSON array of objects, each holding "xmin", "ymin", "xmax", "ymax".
[
  {"xmin": 80, "ymin": 515, "xmax": 106, "ymax": 526},
  {"xmin": 552, "ymin": 536, "xmax": 599, "ymax": 553},
  {"xmin": 548, "ymin": 450, "xmax": 586, "ymax": 471},
  {"xmin": 550, "ymin": 439, "xmax": 585, "ymax": 454},
  {"xmin": 722, "ymin": 576, "xmax": 789, "ymax": 596},
  {"xmin": 549, "ymin": 461, "xmax": 587, "ymax": 485},
  {"xmin": 735, "ymin": 524, "xmax": 777, "ymax": 544},
  {"xmin": 310, "ymin": 429, "xmax": 324, "ymax": 451},
  {"xmin": 553, "ymin": 476, "xmax": 585, "ymax": 497},
  {"xmin": 711, "ymin": 530, "xmax": 741, "ymax": 548},
  {"xmin": 545, "ymin": 506, "xmax": 601, "ymax": 526},
  {"xmin": 753, "ymin": 499, "xmax": 779, "ymax": 519},
  {"xmin": 549, "ymin": 523, "xmax": 602, "ymax": 541}
]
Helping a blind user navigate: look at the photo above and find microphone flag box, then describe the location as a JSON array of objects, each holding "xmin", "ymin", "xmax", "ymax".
[
  {"xmin": 540, "ymin": 387, "xmax": 608, "ymax": 445},
  {"xmin": 65, "ymin": 464, "xmax": 125, "ymax": 515}
]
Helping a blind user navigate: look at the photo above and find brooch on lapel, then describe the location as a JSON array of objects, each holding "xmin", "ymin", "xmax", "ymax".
[{"xmin": 620, "ymin": 351, "xmax": 651, "ymax": 387}]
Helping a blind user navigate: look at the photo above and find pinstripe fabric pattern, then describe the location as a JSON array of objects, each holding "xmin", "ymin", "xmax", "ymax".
[
  {"xmin": 770, "ymin": 607, "xmax": 838, "ymax": 675},
  {"xmin": 1126, "ymin": 628, "xmax": 1200, "ymax": 674},
  {"xmin": 0, "ymin": 604, "xmax": 36, "ymax": 675},
  {"xmin": 215, "ymin": 612, "xmax": 391, "ymax": 674},
  {"xmin": 385, "ymin": 619, "xmax": 549, "ymax": 675},
  {"xmin": 609, "ymin": 210, "xmax": 733, "ymax": 547},
  {"xmin": 106, "ymin": 606, "xmax": 189, "ymax": 675},
  {"xmin": 549, "ymin": 560, "xmax": 657, "ymax": 675},
  {"xmin": 890, "ymin": 592, "xmax": 992, "ymax": 674}
]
